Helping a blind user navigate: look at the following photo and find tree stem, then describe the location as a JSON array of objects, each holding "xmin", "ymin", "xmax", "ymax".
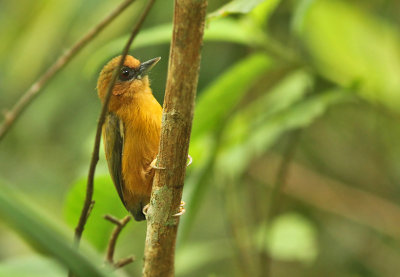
[{"xmin": 142, "ymin": 0, "xmax": 207, "ymax": 276}]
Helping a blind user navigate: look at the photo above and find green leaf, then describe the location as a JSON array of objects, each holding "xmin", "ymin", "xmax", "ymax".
[
  {"xmin": 291, "ymin": 0, "xmax": 314, "ymax": 34},
  {"xmin": 0, "ymin": 182, "xmax": 112, "ymax": 277},
  {"xmin": 217, "ymin": 88, "xmax": 352, "ymax": 179},
  {"xmin": 238, "ymin": 70, "xmax": 314, "ymax": 120},
  {"xmin": 204, "ymin": 18, "xmax": 268, "ymax": 47},
  {"xmin": 257, "ymin": 213, "xmax": 318, "ymax": 264},
  {"xmin": 295, "ymin": 0, "xmax": 400, "ymax": 113},
  {"xmin": 180, "ymin": 70, "xmax": 310, "ymax": 240},
  {"xmin": 250, "ymin": 0, "xmax": 282, "ymax": 27},
  {"xmin": 64, "ymin": 175, "xmax": 129, "ymax": 251},
  {"xmin": 183, "ymin": 53, "xmax": 269, "ymax": 233},
  {"xmin": 0, "ymin": 256, "xmax": 65, "ymax": 277},
  {"xmin": 192, "ymin": 53, "xmax": 272, "ymax": 140},
  {"xmin": 181, "ymin": 70, "xmax": 312, "ymax": 241},
  {"xmin": 189, "ymin": 53, "xmax": 272, "ymax": 167},
  {"xmin": 208, "ymin": 0, "xmax": 269, "ymax": 19},
  {"xmin": 85, "ymin": 18, "xmax": 267, "ymax": 77}
]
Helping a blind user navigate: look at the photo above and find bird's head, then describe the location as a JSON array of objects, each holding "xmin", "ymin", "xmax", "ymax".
[{"xmin": 97, "ymin": 55, "xmax": 160, "ymax": 109}]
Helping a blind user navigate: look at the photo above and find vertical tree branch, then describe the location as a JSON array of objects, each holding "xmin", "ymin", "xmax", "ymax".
[
  {"xmin": 142, "ymin": 0, "xmax": 207, "ymax": 276},
  {"xmin": 0, "ymin": 0, "xmax": 137, "ymax": 142}
]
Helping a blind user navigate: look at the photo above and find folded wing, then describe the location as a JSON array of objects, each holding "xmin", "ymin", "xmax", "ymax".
[{"xmin": 103, "ymin": 112, "xmax": 126, "ymax": 206}]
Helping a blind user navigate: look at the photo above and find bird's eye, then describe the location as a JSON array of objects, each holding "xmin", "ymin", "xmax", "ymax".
[{"xmin": 119, "ymin": 66, "xmax": 134, "ymax": 81}]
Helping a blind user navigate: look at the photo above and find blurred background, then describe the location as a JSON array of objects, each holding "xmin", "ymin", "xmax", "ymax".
[{"xmin": 1, "ymin": 0, "xmax": 400, "ymax": 276}]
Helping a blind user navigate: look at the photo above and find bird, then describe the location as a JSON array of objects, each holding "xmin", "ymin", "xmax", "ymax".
[{"xmin": 97, "ymin": 55, "xmax": 162, "ymax": 221}]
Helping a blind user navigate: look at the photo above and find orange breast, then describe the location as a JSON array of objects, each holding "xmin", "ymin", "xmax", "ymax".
[{"xmin": 116, "ymin": 92, "xmax": 162, "ymax": 210}]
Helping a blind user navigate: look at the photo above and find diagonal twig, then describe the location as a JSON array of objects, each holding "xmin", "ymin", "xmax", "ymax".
[
  {"xmin": 73, "ymin": 0, "xmax": 157, "ymax": 248},
  {"xmin": 70, "ymin": 2, "xmax": 156, "ymax": 275},
  {"xmin": 0, "ymin": 0, "xmax": 137, "ymax": 142},
  {"xmin": 69, "ymin": 4, "xmax": 156, "ymax": 275}
]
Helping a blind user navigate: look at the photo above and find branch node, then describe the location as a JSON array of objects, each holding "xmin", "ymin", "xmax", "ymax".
[
  {"xmin": 105, "ymin": 214, "xmax": 132, "ymax": 266},
  {"xmin": 86, "ymin": 200, "xmax": 95, "ymax": 220}
]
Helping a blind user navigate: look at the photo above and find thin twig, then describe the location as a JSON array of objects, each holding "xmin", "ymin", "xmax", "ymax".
[
  {"xmin": 0, "ymin": 0, "xmax": 136, "ymax": 142},
  {"xmin": 73, "ymin": 0, "xmax": 156, "ymax": 248},
  {"xmin": 142, "ymin": 1, "xmax": 208, "ymax": 276},
  {"xmin": 104, "ymin": 215, "xmax": 132, "ymax": 266},
  {"xmin": 114, "ymin": 256, "xmax": 135, "ymax": 269},
  {"xmin": 104, "ymin": 214, "xmax": 123, "ymax": 226},
  {"xmin": 69, "ymin": 2, "xmax": 156, "ymax": 276}
]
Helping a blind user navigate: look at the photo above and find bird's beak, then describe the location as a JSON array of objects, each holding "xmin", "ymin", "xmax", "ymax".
[{"xmin": 139, "ymin": 57, "xmax": 161, "ymax": 76}]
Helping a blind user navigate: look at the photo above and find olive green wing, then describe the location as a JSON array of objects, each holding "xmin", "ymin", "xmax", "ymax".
[{"xmin": 103, "ymin": 113, "xmax": 126, "ymax": 206}]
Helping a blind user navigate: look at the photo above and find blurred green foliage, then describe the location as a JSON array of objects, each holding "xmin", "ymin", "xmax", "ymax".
[
  {"xmin": 1, "ymin": 0, "xmax": 400, "ymax": 276},
  {"xmin": 64, "ymin": 176, "xmax": 128, "ymax": 251},
  {"xmin": 0, "ymin": 180, "xmax": 114, "ymax": 277}
]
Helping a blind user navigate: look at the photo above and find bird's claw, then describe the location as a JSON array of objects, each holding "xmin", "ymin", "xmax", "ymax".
[
  {"xmin": 150, "ymin": 158, "xmax": 165, "ymax": 170},
  {"xmin": 187, "ymin": 155, "xmax": 192, "ymax": 167},
  {"xmin": 173, "ymin": 200, "xmax": 186, "ymax": 217},
  {"xmin": 142, "ymin": 204, "xmax": 149, "ymax": 216},
  {"xmin": 143, "ymin": 201, "xmax": 185, "ymax": 217},
  {"xmin": 151, "ymin": 155, "xmax": 192, "ymax": 170}
]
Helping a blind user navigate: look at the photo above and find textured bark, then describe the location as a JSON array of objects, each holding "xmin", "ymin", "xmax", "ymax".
[{"xmin": 142, "ymin": 0, "xmax": 207, "ymax": 276}]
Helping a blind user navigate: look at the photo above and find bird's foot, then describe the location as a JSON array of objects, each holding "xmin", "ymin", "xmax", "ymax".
[
  {"xmin": 151, "ymin": 155, "xmax": 192, "ymax": 170},
  {"xmin": 142, "ymin": 204, "xmax": 149, "ymax": 216},
  {"xmin": 173, "ymin": 200, "xmax": 186, "ymax": 217},
  {"xmin": 142, "ymin": 201, "xmax": 186, "ymax": 217},
  {"xmin": 187, "ymin": 155, "xmax": 193, "ymax": 167},
  {"xmin": 150, "ymin": 158, "xmax": 165, "ymax": 170}
]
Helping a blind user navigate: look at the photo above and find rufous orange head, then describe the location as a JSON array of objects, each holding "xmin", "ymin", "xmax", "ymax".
[{"xmin": 97, "ymin": 55, "xmax": 160, "ymax": 110}]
